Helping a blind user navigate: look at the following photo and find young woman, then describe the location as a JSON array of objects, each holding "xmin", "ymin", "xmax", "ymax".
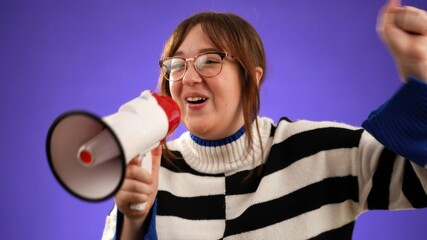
[{"xmin": 102, "ymin": 0, "xmax": 427, "ymax": 239}]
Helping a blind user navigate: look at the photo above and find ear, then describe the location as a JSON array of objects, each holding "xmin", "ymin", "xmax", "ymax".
[{"xmin": 255, "ymin": 66, "xmax": 264, "ymax": 86}]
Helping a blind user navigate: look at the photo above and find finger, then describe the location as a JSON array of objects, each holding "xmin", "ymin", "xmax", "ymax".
[
  {"xmin": 120, "ymin": 178, "xmax": 154, "ymax": 195},
  {"xmin": 151, "ymin": 144, "xmax": 162, "ymax": 156},
  {"xmin": 150, "ymin": 145, "xmax": 162, "ymax": 181},
  {"xmin": 128, "ymin": 156, "xmax": 142, "ymax": 166},
  {"xmin": 388, "ymin": 0, "xmax": 401, "ymax": 8},
  {"xmin": 377, "ymin": 0, "xmax": 407, "ymax": 41},
  {"xmin": 151, "ymin": 146, "xmax": 162, "ymax": 171},
  {"xmin": 125, "ymin": 163, "xmax": 152, "ymax": 183},
  {"xmin": 395, "ymin": 7, "xmax": 427, "ymax": 34},
  {"xmin": 377, "ymin": 0, "xmax": 397, "ymax": 35},
  {"xmin": 117, "ymin": 190, "xmax": 150, "ymax": 204}
]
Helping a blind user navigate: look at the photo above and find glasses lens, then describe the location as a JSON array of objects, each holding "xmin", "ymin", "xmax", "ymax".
[
  {"xmin": 162, "ymin": 58, "xmax": 186, "ymax": 81},
  {"xmin": 161, "ymin": 53, "xmax": 224, "ymax": 81},
  {"xmin": 195, "ymin": 53, "xmax": 223, "ymax": 77}
]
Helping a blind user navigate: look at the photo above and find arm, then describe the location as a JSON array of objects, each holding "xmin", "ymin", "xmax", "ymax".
[
  {"xmin": 356, "ymin": 129, "xmax": 427, "ymax": 211},
  {"xmin": 110, "ymin": 146, "xmax": 162, "ymax": 240},
  {"xmin": 362, "ymin": 0, "xmax": 427, "ymax": 168},
  {"xmin": 362, "ymin": 77, "xmax": 427, "ymax": 168}
]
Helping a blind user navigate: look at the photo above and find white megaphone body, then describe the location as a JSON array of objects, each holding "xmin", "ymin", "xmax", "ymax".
[{"xmin": 46, "ymin": 90, "xmax": 180, "ymax": 207}]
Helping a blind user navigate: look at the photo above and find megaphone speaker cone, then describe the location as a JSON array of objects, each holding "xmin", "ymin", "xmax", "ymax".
[{"xmin": 46, "ymin": 111, "xmax": 126, "ymax": 202}]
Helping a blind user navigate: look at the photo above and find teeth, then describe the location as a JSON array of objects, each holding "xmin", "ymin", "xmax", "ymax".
[{"xmin": 186, "ymin": 97, "xmax": 206, "ymax": 102}]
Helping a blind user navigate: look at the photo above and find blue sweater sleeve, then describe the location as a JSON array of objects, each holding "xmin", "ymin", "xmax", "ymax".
[
  {"xmin": 113, "ymin": 200, "xmax": 158, "ymax": 240},
  {"xmin": 362, "ymin": 77, "xmax": 427, "ymax": 168},
  {"xmin": 144, "ymin": 200, "xmax": 158, "ymax": 240}
]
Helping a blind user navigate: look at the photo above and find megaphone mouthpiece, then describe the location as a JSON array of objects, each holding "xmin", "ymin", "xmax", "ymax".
[
  {"xmin": 77, "ymin": 128, "xmax": 121, "ymax": 168},
  {"xmin": 79, "ymin": 150, "xmax": 92, "ymax": 165},
  {"xmin": 150, "ymin": 92, "xmax": 180, "ymax": 136}
]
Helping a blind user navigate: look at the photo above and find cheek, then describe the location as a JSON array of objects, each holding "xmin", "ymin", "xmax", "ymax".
[
  {"xmin": 169, "ymin": 81, "xmax": 184, "ymax": 109},
  {"xmin": 169, "ymin": 81, "xmax": 180, "ymax": 99},
  {"xmin": 212, "ymin": 84, "xmax": 240, "ymax": 114},
  {"xmin": 222, "ymin": 75, "xmax": 243, "ymax": 102}
]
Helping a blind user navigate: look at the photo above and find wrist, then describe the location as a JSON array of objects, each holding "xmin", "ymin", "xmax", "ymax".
[
  {"xmin": 120, "ymin": 215, "xmax": 147, "ymax": 240},
  {"xmin": 124, "ymin": 214, "xmax": 146, "ymax": 228},
  {"xmin": 406, "ymin": 61, "xmax": 427, "ymax": 83}
]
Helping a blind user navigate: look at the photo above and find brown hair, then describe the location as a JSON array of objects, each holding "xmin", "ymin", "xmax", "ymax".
[{"xmin": 159, "ymin": 12, "xmax": 266, "ymax": 161}]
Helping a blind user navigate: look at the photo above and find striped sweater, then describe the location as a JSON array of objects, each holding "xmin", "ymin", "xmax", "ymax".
[
  {"xmin": 102, "ymin": 78, "xmax": 427, "ymax": 239},
  {"xmin": 158, "ymin": 117, "xmax": 427, "ymax": 239},
  {"xmin": 102, "ymin": 118, "xmax": 427, "ymax": 240}
]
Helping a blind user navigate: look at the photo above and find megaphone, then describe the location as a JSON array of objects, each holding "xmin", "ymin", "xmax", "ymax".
[{"xmin": 46, "ymin": 90, "xmax": 180, "ymax": 205}]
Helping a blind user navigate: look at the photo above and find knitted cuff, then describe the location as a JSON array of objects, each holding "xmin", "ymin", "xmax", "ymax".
[{"xmin": 362, "ymin": 77, "xmax": 427, "ymax": 168}]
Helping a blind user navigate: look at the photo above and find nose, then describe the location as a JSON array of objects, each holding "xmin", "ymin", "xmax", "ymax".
[{"xmin": 182, "ymin": 61, "xmax": 202, "ymax": 85}]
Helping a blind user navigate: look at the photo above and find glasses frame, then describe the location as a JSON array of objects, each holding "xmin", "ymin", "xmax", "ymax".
[{"xmin": 159, "ymin": 51, "xmax": 236, "ymax": 82}]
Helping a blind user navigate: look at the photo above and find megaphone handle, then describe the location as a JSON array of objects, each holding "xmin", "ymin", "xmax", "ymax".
[
  {"xmin": 129, "ymin": 153, "xmax": 152, "ymax": 211},
  {"xmin": 140, "ymin": 152, "xmax": 152, "ymax": 174}
]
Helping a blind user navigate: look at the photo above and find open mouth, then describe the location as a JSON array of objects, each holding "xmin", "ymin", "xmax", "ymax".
[{"xmin": 186, "ymin": 97, "xmax": 207, "ymax": 104}]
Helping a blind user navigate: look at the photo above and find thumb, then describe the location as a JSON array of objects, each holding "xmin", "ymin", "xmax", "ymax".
[
  {"xmin": 388, "ymin": 0, "xmax": 401, "ymax": 8},
  {"xmin": 377, "ymin": 0, "xmax": 408, "ymax": 58},
  {"xmin": 150, "ymin": 145, "xmax": 162, "ymax": 178},
  {"xmin": 377, "ymin": 0, "xmax": 401, "ymax": 35}
]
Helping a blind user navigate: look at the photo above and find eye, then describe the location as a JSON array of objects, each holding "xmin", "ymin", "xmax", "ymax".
[
  {"xmin": 166, "ymin": 59, "xmax": 185, "ymax": 72},
  {"xmin": 198, "ymin": 54, "xmax": 222, "ymax": 66},
  {"xmin": 171, "ymin": 62, "xmax": 185, "ymax": 70},
  {"xmin": 204, "ymin": 59, "xmax": 220, "ymax": 64}
]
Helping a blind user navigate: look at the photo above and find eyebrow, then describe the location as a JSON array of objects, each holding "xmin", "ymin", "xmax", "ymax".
[{"xmin": 173, "ymin": 48, "xmax": 220, "ymax": 57}]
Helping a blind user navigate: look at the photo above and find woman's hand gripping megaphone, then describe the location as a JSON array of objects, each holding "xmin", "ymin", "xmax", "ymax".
[{"xmin": 114, "ymin": 145, "xmax": 162, "ymax": 223}]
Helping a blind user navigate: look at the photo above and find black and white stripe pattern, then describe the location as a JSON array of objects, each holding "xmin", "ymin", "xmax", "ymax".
[
  {"xmin": 101, "ymin": 117, "xmax": 427, "ymax": 240},
  {"xmin": 153, "ymin": 117, "xmax": 427, "ymax": 239}
]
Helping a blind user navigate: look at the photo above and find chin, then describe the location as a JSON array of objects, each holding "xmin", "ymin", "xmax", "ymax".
[
  {"xmin": 185, "ymin": 122, "xmax": 211, "ymax": 138},
  {"xmin": 187, "ymin": 125, "xmax": 208, "ymax": 137}
]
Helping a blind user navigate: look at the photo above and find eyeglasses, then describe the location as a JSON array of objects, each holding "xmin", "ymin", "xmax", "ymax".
[{"xmin": 159, "ymin": 51, "xmax": 236, "ymax": 82}]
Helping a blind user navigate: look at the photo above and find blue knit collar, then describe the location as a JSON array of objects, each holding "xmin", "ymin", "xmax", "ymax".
[{"xmin": 190, "ymin": 126, "xmax": 246, "ymax": 147}]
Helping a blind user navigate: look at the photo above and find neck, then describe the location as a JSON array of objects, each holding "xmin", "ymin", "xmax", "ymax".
[
  {"xmin": 170, "ymin": 117, "xmax": 273, "ymax": 174},
  {"xmin": 190, "ymin": 126, "xmax": 246, "ymax": 147}
]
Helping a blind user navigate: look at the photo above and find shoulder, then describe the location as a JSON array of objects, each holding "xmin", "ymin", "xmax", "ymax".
[{"xmin": 271, "ymin": 117, "xmax": 364, "ymax": 146}]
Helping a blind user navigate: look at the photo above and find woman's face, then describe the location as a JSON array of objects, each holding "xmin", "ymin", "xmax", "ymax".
[{"xmin": 169, "ymin": 24, "xmax": 244, "ymax": 140}]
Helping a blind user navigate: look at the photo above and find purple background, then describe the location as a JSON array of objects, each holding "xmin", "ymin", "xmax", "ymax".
[{"xmin": 1, "ymin": 0, "xmax": 426, "ymax": 239}]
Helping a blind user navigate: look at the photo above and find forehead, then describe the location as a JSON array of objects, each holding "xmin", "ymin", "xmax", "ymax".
[{"xmin": 175, "ymin": 25, "xmax": 218, "ymax": 56}]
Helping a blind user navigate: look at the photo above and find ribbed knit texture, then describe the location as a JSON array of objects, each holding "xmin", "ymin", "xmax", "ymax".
[
  {"xmin": 178, "ymin": 118, "xmax": 272, "ymax": 174},
  {"xmin": 363, "ymin": 77, "xmax": 427, "ymax": 168}
]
